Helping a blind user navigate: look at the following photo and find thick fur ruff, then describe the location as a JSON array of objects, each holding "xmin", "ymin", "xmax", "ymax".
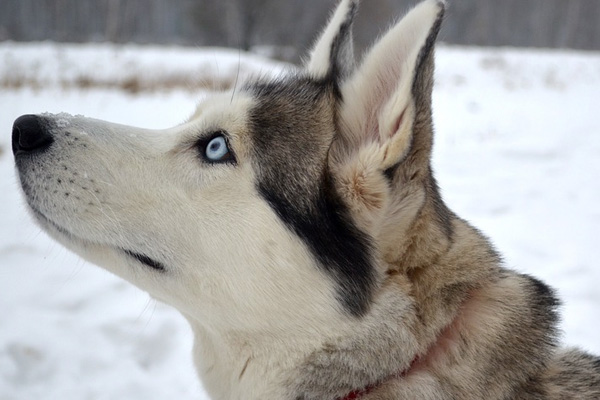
[{"xmin": 12, "ymin": 0, "xmax": 600, "ymax": 399}]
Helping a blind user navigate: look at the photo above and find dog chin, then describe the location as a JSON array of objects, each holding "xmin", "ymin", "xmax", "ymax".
[
  {"xmin": 29, "ymin": 206, "xmax": 75, "ymax": 240},
  {"xmin": 27, "ymin": 205, "xmax": 109, "ymax": 262}
]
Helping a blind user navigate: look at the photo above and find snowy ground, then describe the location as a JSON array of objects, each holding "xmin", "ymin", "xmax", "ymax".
[{"xmin": 1, "ymin": 42, "xmax": 599, "ymax": 399}]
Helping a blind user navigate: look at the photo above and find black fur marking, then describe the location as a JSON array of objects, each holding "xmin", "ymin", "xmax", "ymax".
[
  {"xmin": 327, "ymin": 1, "xmax": 357, "ymax": 83},
  {"xmin": 592, "ymin": 357, "xmax": 600, "ymax": 372},
  {"xmin": 258, "ymin": 180, "xmax": 375, "ymax": 315},
  {"xmin": 527, "ymin": 275, "xmax": 561, "ymax": 309},
  {"xmin": 124, "ymin": 250, "xmax": 166, "ymax": 272},
  {"xmin": 427, "ymin": 173, "xmax": 455, "ymax": 240},
  {"xmin": 523, "ymin": 274, "xmax": 560, "ymax": 345},
  {"xmin": 412, "ymin": 5, "xmax": 445, "ymax": 99},
  {"xmin": 246, "ymin": 77, "xmax": 376, "ymax": 316},
  {"xmin": 383, "ymin": 162, "xmax": 400, "ymax": 183}
]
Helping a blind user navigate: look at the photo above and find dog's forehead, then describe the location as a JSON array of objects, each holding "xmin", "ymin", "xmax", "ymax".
[
  {"xmin": 243, "ymin": 76, "xmax": 337, "ymax": 203},
  {"xmin": 188, "ymin": 91, "xmax": 253, "ymax": 132},
  {"xmin": 245, "ymin": 75, "xmax": 336, "ymax": 147},
  {"xmin": 188, "ymin": 76, "xmax": 336, "ymax": 160}
]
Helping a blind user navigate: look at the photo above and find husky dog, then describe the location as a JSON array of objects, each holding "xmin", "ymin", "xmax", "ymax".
[{"xmin": 11, "ymin": 0, "xmax": 600, "ymax": 398}]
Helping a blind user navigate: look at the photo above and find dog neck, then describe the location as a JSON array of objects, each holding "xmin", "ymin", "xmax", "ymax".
[
  {"xmin": 338, "ymin": 355, "xmax": 420, "ymax": 400},
  {"xmin": 184, "ymin": 211, "xmax": 492, "ymax": 399},
  {"xmin": 184, "ymin": 271, "xmax": 453, "ymax": 400},
  {"xmin": 337, "ymin": 279, "xmax": 481, "ymax": 400}
]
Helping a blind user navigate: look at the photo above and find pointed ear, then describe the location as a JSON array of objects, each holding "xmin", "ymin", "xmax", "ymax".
[
  {"xmin": 333, "ymin": 0, "xmax": 445, "ymax": 171},
  {"xmin": 328, "ymin": 0, "xmax": 444, "ymax": 234},
  {"xmin": 305, "ymin": 0, "xmax": 358, "ymax": 81}
]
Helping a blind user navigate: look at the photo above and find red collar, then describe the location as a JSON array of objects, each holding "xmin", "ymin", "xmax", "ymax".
[
  {"xmin": 337, "ymin": 356, "xmax": 419, "ymax": 400},
  {"xmin": 337, "ymin": 287, "xmax": 473, "ymax": 400},
  {"xmin": 336, "ymin": 289, "xmax": 472, "ymax": 400}
]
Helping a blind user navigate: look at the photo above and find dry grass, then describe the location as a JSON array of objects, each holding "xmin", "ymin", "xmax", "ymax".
[
  {"xmin": 1, "ymin": 72, "xmax": 237, "ymax": 93},
  {"xmin": 0, "ymin": 43, "xmax": 291, "ymax": 94}
]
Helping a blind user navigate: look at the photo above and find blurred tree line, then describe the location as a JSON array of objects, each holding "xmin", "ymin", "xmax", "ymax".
[{"xmin": 1, "ymin": 0, "xmax": 598, "ymax": 61}]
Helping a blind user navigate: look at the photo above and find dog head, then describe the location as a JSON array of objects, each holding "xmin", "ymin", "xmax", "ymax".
[{"xmin": 12, "ymin": 0, "xmax": 445, "ymax": 333}]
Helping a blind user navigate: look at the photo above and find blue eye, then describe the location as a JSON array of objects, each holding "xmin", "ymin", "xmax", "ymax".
[{"xmin": 202, "ymin": 134, "xmax": 234, "ymax": 163}]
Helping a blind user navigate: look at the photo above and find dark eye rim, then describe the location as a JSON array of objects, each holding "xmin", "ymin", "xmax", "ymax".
[{"xmin": 196, "ymin": 130, "xmax": 237, "ymax": 165}]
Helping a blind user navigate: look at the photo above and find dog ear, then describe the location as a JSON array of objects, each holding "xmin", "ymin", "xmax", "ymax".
[
  {"xmin": 332, "ymin": 0, "xmax": 444, "ymax": 171},
  {"xmin": 329, "ymin": 0, "xmax": 444, "ymax": 233},
  {"xmin": 305, "ymin": 0, "xmax": 358, "ymax": 81}
]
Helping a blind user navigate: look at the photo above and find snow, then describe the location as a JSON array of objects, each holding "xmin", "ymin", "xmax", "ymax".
[
  {"xmin": 1, "ymin": 42, "xmax": 599, "ymax": 399},
  {"xmin": 0, "ymin": 42, "xmax": 287, "ymax": 93}
]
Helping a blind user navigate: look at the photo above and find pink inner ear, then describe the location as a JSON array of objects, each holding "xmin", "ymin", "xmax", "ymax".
[
  {"xmin": 365, "ymin": 106, "xmax": 406, "ymax": 144},
  {"xmin": 391, "ymin": 108, "xmax": 406, "ymax": 139}
]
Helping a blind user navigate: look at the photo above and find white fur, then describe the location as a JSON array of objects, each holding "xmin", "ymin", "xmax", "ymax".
[
  {"xmin": 16, "ymin": 2, "xmax": 446, "ymax": 398},
  {"xmin": 24, "ymin": 94, "xmax": 362, "ymax": 399}
]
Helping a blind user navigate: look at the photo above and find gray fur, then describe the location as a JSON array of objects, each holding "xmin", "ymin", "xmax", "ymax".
[
  {"xmin": 326, "ymin": 0, "xmax": 358, "ymax": 81},
  {"xmin": 12, "ymin": 0, "xmax": 600, "ymax": 399},
  {"xmin": 288, "ymin": 1, "xmax": 600, "ymax": 399},
  {"xmin": 305, "ymin": 0, "xmax": 358, "ymax": 81}
]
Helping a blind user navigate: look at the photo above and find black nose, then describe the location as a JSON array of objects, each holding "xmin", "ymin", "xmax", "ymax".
[{"xmin": 12, "ymin": 114, "xmax": 53, "ymax": 156}]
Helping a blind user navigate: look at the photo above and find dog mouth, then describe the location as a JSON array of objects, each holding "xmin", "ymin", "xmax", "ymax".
[
  {"xmin": 29, "ymin": 206, "xmax": 166, "ymax": 272},
  {"xmin": 122, "ymin": 250, "xmax": 166, "ymax": 272},
  {"xmin": 30, "ymin": 206, "xmax": 76, "ymax": 239}
]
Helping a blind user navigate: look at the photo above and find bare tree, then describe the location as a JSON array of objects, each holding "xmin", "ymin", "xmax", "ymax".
[{"xmin": 0, "ymin": 0, "xmax": 598, "ymax": 54}]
